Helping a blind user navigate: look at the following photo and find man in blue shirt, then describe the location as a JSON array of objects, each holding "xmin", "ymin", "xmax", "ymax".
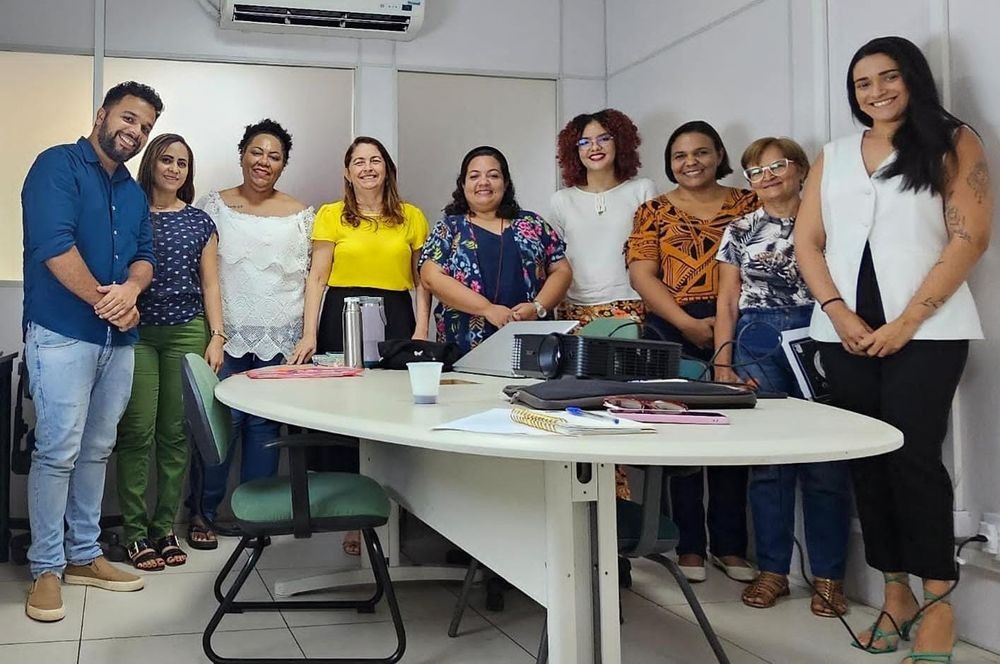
[{"xmin": 21, "ymin": 81, "xmax": 163, "ymax": 622}]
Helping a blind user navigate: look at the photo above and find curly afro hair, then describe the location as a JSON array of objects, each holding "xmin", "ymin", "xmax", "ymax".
[{"xmin": 556, "ymin": 108, "xmax": 642, "ymax": 187}]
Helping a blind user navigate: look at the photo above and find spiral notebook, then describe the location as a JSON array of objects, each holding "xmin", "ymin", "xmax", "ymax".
[{"xmin": 433, "ymin": 407, "xmax": 654, "ymax": 436}]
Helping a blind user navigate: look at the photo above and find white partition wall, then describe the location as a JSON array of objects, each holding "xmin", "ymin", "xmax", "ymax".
[
  {"xmin": 397, "ymin": 72, "xmax": 558, "ymax": 224},
  {"xmin": 103, "ymin": 58, "xmax": 354, "ymax": 210}
]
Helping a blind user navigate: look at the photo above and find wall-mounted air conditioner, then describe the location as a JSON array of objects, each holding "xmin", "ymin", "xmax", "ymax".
[{"xmin": 219, "ymin": 0, "xmax": 425, "ymax": 41}]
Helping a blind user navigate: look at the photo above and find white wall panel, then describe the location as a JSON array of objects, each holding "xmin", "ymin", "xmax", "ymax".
[
  {"xmin": 605, "ymin": 0, "xmax": 757, "ymax": 75},
  {"xmin": 607, "ymin": 0, "xmax": 792, "ymax": 193},
  {"xmin": 0, "ymin": 0, "xmax": 94, "ymax": 53},
  {"xmin": 395, "ymin": 0, "xmax": 561, "ymax": 76},
  {"xmin": 559, "ymin": 77, "xmax": 607, "ymax": 126},
  {"xmin": 561, "ymin": 0, "xmax": 606, "ymax": 78},
  {"xmin": 104, "ymin": 58, "xmax": 354, "ymax": 211},
  {"xmin": 397, "ymin": 72, "xmax": 557, "ymax": 224},
  {"xmin": 948, "ymin": 0, "xmax": 1000, "ymax": 530}
]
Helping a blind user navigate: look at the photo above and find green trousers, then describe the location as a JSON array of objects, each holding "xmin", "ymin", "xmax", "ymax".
[{"xmin": 115, "ymin": 315, "xmax": 208, "ymax": 545}]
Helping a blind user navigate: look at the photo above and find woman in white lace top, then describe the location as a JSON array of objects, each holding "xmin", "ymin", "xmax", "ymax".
[{"xmin": 185, "ymin": 119, "xmax": 314, "ymax": 549}]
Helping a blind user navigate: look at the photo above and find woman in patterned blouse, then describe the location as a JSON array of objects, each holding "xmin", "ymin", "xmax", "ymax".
[
  {"xmin": 116, "ymin": 133, "xmax": 224, "ymax": 570},
  {"xmin": 626, "ymin": 120, "xmax": 757, "ymax": 584},
  {"xmin": 419, "ymin": 146, "xmax": 572, "ymax": 354},
  {"xmin": 715, "ymin": 137, "xmax": 850, "ymax": 617}
]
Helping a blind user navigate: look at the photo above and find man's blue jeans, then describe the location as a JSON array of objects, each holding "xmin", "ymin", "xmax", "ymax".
[
  {"xmin": 187, "ymin": 352, "xmax": 283, "ymax": 522},
  {"xmin": 735, "ymin": 305, "xmax": 851, "ymax": 578},
  {"xmin": 25, "ymin": 322, "xmax": 134, "ymax": 579}
]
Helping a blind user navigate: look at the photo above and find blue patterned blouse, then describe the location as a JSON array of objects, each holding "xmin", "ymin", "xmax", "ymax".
[
  {"xmin": 418, "ymin": 211, "xmax": 567, "ymax": 354},
  {"xmin": 139, "ymin": 205, "xmax": 217, "ymax": 326}
]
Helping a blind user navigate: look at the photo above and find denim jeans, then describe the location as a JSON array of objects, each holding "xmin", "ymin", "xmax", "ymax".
[
  {"xmin": 25, "ymin": 322, "xmax": 135, "ymax": 578},
  {"xmin": 187, "ymin": 351, "xmax": 283, "ymax": 521},
  {"xmin": 736, "ymin": 305, "xmax": 851, "ymax": 577}
]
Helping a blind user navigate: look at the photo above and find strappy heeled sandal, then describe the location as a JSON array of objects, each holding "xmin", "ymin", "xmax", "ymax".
[
  {"xmin": 851, "ymin": 572, "xmax": 918, "ymax": 653},
  {"xmin": 903, "ymin": 588, "xmax": 955, "ymax": 664},
  {"xmin": 741, "ymin": 571, "xmax": 789, "ymax": 609},
  {"xmin": 811, "ymin": 577, "xmax": 848, "ymax": 617}
]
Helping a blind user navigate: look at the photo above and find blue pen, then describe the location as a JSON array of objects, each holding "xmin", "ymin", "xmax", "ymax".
[{"xmin": 566, "ymin": 406, "xmax": 620, "ymax": 425}]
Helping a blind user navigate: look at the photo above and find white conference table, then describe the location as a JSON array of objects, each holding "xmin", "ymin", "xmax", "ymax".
[{"xmin": 215, "ymin": 370, "xmax": 902, "ymax": 664}]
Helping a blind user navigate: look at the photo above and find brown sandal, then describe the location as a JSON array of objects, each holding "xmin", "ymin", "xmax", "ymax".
[
  {"xmin": 811, "ymin": 577, "xmax": 847, "ymax": 617},
  {"xmin": 741, "ymin": 571, "xmax": 789, "ymax": 609}
]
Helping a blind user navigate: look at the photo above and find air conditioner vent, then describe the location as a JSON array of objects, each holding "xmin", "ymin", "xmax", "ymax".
[{"xmin": 232, "ymin": 4, "xmax": 411, "ymax": 32}]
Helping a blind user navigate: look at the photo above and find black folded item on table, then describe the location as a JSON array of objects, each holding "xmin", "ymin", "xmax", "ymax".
[
  {"xmin": 503, "ymin": 377, "xmax": 757, "ymax": 410},
  {"xmin": 377, "ymin": 339, "xmax": 464, "ymax": 370}
]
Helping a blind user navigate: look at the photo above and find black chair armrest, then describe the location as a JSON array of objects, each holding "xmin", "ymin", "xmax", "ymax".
[{"xmin": 285, "ymin": 445, "xmax": 312, "ymax": 539}]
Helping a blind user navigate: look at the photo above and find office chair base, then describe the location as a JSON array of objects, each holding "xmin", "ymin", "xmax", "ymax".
[{"xmin": 203, "ymin": 529, "xmax": 405, "ymax": 664}]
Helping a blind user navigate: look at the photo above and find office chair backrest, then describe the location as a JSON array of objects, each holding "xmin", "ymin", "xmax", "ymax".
[
  {"xmin": 678, "ymin": 357, "xmax": 709, "ymax": 380},
  {"xmin": 578, "ymin": 317, "xmax": 641, "ymax": 339},
  {"xmin": 181, "ymin": 353, "xmax": 231, "ymax": 466}
]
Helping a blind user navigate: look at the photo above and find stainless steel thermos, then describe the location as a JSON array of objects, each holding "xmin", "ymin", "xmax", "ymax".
[{"xmin": 342, "ymin": 296, "xmax": 386, "ymax": 369}]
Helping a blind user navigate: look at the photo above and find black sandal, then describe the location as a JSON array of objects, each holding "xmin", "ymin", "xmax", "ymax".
[
  {"xmin": 155, "ymin": 534, "xmax": 188, "ymax": 567},
  {"xmin": 127, "ymin": 538, "xmax": 165, "ymax": 571},
  {"xmin": 186, "ymin": 516, "xmax": 218, "ymax": 551}
]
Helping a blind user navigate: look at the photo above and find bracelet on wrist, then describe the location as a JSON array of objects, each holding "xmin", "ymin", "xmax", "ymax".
[
  {"xmin": 820, "ymin": 297, "xmax": 844, "ymax": 311},
  {"xmin": 210, "ymin": 329, "xmax": 228, "ymax": 340}
]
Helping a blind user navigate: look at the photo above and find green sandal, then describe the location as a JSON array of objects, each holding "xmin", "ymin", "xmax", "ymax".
[
  {"xmin": 851, "ymin": 572, "xmax": 918, "ymax": 654},
  {"xmin": 903, "ymin": 589, "xmax": 954, "ymax": 664}
]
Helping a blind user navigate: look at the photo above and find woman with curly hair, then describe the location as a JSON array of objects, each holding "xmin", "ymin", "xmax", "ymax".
[{"xmin": 550, "ymin": 109, "xmax": 656, "ymax": 327}]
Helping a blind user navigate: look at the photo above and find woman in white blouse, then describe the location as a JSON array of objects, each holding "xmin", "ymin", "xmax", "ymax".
[
  {"xmin": 185, "ymin": 119, "xmax": 314, "ymax": 550},
  {"xmin": 550, "ymin": 108, "xmax": 656, "ymax": 328}
]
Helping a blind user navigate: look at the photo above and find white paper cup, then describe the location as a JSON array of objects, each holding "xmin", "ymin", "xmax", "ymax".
[{"xmin": 406, "ymin": 361, "xmax": 443, "ymax": 404}]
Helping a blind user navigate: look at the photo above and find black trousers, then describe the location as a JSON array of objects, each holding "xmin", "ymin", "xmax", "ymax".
[
  {"xmin": 818, "ymin": 243, "xmax": 967, "ymax": 580},
  {"xmin": 645, "ymin": 299, "xmax": 749, "ymax": 558},
  {"xmin": 310, "ymin": 286, "xmax": 417, "ymax": 473},
  {"xmin": 819, "ymin": 340, "xmax": 967, "ymax": 580}
]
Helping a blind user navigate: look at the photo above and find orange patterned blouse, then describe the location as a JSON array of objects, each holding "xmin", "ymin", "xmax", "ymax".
[{"xmin": 625, "ymin": 188, "xmax": 758, "ymax": 305}]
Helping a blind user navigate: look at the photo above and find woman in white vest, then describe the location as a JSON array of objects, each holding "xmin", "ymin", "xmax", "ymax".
[{"xmin": 796, "ymin": 37, "xmax": 992, "ymax": 663}]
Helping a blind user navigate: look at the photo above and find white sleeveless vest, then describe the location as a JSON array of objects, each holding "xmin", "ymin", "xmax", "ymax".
[{"xmin": 808, "ymin": 132, "xmax": 982, "ymax": 342}]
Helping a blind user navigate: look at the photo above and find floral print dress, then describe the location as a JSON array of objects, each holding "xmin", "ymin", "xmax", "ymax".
[{"xmin": 418, "ymin": 211, "xmax": 567, "ymax": 354}]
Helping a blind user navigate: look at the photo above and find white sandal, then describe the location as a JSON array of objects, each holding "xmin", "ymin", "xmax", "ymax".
[{"xmin": 710, "ymin": 554, "xmax": 758, "ymax": 582}]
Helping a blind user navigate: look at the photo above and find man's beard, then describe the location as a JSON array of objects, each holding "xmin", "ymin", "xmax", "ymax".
[{"xmin": 98, "ymin": 126, "xmax": 141, "ymax": 164}]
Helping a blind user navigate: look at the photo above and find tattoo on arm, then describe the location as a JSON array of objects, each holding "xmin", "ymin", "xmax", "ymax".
[
  {"xmin": 920, "ymin": 296, "xmax": 947, "ymax": 310},
  {"xmin": 944, "ymin": 204, "xmax": 973, "ymax": 243},
  {"xmin": 967, "ymin": 159, "xmax": 991, "ymax": 205}
]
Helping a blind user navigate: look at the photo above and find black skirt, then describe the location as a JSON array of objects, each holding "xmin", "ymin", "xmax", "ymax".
[{"xmin": 317, "ymin": 286, "xmax": 417, "ymax": 353}]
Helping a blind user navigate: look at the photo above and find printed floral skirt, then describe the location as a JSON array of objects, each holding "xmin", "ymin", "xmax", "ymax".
[{"xmin": 557, "ymin": 299, "xmax": 646, "ymax": 500}]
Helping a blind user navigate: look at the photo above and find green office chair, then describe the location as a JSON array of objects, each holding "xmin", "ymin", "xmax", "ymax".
[
  {"xmin": 679, "ymin": 356, "xmax": 711, "ymax": 380},
  {"xmin": 577, "ymin": 317, "xmax": 641, "ymax": 339},
  {"xmin": 181, "ymin": 353, "xmax": 405, "ymax": 664}
]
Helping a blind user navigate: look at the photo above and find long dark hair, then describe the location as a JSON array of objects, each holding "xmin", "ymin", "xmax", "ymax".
[
  {"xmin": 137, "ymin": 133, "xmax": 195, "ymax": 204},
  {"xmin": 341, "ymin": 136, "xmax": 406, "ymax": 228},
  {"xmin": 847, "ymin": 36, "xmax": 964, "ymax": 195},
  {"xmin": 444, "ymin": 146, "xmax": 521, "ymax": 219}
]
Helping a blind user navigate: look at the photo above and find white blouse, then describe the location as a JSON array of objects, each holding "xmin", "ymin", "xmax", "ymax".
[
  {"xmin": 549, "ymin": 178, "xmax": 657, "ymax": 306},
  {"xmin": 809, "ymin": 132, "xmax": 982, "ymax": 342},
  {"xmin": 199, "ymin": 191, "xmax": 315, "ymax": 361}
]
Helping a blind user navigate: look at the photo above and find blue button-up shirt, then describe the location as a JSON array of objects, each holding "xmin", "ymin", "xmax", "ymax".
[{"xmin": 22, "ymin": 137, "xmax": 156, "ymax": 346}]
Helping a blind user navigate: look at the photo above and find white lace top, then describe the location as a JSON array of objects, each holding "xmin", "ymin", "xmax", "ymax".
[{"xmin": 198, "ymin": 191, "xmax": 314, "ymax": 361}]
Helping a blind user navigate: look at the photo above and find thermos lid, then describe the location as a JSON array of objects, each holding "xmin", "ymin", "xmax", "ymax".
[{"xmin": 357, "ymin": 296, "xmax": 384, "ymax": 305}]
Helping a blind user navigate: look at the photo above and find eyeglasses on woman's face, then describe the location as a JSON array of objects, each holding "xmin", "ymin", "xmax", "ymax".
[
  {"xmin": 743, "ymin": 158, "xmax": 795, "ymax": 183},
  {"xmin": 576, "ymin": 134, "xmax": 614, "ymax": 150}
]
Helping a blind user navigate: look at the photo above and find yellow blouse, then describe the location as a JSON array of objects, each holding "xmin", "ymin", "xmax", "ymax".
[{"xmin": 311, "ymin": 201, "xmax": 429, "ymax": 290}]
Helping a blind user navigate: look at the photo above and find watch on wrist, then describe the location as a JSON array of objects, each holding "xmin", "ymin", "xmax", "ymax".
[{"xmin": 532, "ymin": 299, "xmax": 548, "ymax": 319}]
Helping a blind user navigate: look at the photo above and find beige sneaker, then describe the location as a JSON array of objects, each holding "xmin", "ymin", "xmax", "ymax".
[
  {"xmin": 26, "ymin": 572, "xmax": 65, "ymax": 622},
  {"xmin": 64, "ymin": 556, "xmax": 144, "ymax": 592}
]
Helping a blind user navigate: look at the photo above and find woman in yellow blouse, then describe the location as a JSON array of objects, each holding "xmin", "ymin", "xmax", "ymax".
[
  {"xmin": 290, "ymin": 136, "xmax": 431, "ymax": 364},
  {"xmin": 289, "ymin": 136, "xmax": 430, "ymax": 554}
]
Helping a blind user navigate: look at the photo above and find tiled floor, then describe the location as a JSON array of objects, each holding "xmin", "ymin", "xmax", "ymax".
[{"xmin": 1, "ymin": 532, "xmax": 999, "ymax": 663}]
